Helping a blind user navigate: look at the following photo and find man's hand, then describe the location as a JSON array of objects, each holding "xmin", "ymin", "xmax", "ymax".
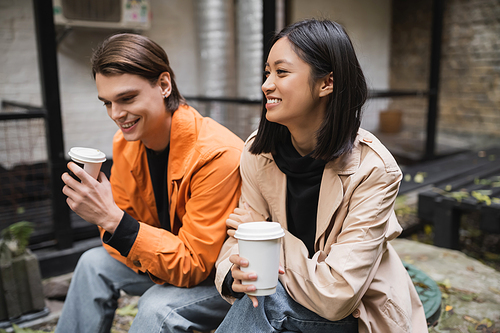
[{"xmin": 62, "ymin": 162, "xmax": 123, "ymax": 234}]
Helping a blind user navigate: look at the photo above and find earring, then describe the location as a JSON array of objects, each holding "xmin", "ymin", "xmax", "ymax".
[{"xmin": 162, "ymin": 88, "xmax": 171, "ymax": 99}]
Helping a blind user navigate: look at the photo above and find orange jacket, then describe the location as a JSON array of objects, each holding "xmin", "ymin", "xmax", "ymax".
[{"xmin": 101, "ymin": 105, "xmax": 243, "ymax": 288}]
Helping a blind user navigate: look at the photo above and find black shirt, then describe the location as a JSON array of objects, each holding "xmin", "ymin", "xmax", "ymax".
[
  {"xmin": 222, "ymin": 135, "xmax": 326, "ymax": 298},
  {"xmin": 103, "ymin": 146, "xmax": 170, "ymax": 257},
  {"xmin": 146, "ymin": 146, "xmax": 171, "ymax": 231},
  {"xmin": 273, "ymin": 134, "xmax": 326, "ymax": 258}
]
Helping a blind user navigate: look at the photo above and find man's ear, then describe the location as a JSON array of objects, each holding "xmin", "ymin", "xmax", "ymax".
[
  {"xmin": 158, "ymin": 72, "xmax": 172, "ymax": 98},
  {"xmin": 318, "ymin": 72, "xmax": 333, "ymax": 98}
]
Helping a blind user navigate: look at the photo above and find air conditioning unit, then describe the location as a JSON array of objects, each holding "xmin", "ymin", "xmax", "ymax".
[{"xmin": 53, "ymin": 0, "xmax": 151, "ymax": 31}]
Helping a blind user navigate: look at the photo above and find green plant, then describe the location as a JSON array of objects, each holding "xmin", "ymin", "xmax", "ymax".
[
  {"xmin": 0, "ymin": 221, "xmax": 34, "ymax": 257},
  {"xmin": 0, "ymin": 324, "xmax": 53, "ymax": 333}
]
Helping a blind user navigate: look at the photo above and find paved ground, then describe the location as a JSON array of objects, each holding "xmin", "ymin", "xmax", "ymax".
[
  {"xmin": 392, "ymin": 238, "xmax": 500, "ymax": 333},
  {"xmin": 0, "ymin": 237, "xmax": 495, "ymax": 333},
  {"xmin": 3, "ymin": 183, "xmax": 499, "ymax": 332}
]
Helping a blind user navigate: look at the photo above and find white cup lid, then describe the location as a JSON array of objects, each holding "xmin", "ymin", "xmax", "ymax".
[
  {"xmin": 68, "ymin": 147, "xmax": 106, "ymax": 164},
  {"xmin": 234, "ymin": 222, "xmax": 285, "ymax": 240}
]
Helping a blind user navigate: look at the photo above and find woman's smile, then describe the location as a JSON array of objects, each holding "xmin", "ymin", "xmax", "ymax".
[{"xmin": 265, "ymin": 97, "xmax": 282, "ymax": 109}]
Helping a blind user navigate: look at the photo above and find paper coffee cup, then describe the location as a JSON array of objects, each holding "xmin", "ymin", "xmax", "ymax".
[
  {"xmin": 68, "ymin": 147, "xmax": 106, "ymax": 179},
  {"xmin": 234, "ymin": 222, "xmax": 285, "ymax": 296}
]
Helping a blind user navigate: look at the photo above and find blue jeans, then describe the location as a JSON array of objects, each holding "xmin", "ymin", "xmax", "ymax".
[
  {"xmin": 215, "ymin": 281, "xmax": 358, "ymax": 333},
  {"xmin": 55, "ymin": 246, "xmax": 230, "ymax": 333}
]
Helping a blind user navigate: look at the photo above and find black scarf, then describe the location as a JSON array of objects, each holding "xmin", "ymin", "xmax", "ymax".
[{"xmin": 273, "ymin": 134, "xmax": 326, "ymax": 258}]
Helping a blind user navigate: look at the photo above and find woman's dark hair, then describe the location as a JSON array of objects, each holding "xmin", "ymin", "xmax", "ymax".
[
  {"xmin": 250, "ymin": 19, "xmax": 367, "ymax": 161},
  {"xmin": 91, "ymin": 33, "xmax": 186, "ymax": 112}
]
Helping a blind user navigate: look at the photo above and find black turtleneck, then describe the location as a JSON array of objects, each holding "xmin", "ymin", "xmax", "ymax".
[
  {"xmin": 222, "ymin": 135, "xmax": 326, "ymax": 298},
  {"xmin": 273, "ymin": 134, "xmax": 326, "ymax": 258},
  {"xmin": 102, "ymin": 145, "xmax": 170, "ymax": 258},
  {"xmin": 146, "ymin": 146, "xmax": 171, "ymax": 232}
]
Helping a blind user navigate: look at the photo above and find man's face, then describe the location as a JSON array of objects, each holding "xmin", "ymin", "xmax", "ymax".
[{"xmin": 96, "ymin": 73, "xmax": 172, "ymax": 152}]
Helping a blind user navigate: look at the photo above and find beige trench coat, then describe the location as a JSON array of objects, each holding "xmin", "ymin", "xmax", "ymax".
[{"xmin": 215, "ymin": 128, "xmax": 427, "ymax": 332}]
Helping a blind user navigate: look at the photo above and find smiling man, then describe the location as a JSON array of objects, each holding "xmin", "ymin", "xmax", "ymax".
[{"xmin": 56, "ymin": 33, "xmax": 244, "ymax": 333}]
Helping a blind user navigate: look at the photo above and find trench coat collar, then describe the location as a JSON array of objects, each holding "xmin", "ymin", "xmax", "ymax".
[
  {"xmin": 259, "ymin": 130, "xmax": 363, "ymax": 175},
  {"xmin": 257, "ymin": 131, "xmax": 364, "ymax": 238}
]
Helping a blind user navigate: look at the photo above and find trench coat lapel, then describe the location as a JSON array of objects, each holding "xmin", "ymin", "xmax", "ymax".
[
  {"xmin": 258, "ymin": 139, "xmax": 361, "ymax": 240},
  {"xmin": 315, "ymin": 142, "xmax": 361, "ymax": 246},
  {"xmin": 316, "ymin": 166, "xmax": 343, "ymax": 243},
  {"xmin": 258, "ymin": 153, "xmax": 288, "ymax": 229}
]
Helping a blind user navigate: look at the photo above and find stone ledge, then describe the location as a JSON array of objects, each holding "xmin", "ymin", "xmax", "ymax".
[{"xmin": 391, "ymin": 238, "xmax": 500, "ymax": 332}]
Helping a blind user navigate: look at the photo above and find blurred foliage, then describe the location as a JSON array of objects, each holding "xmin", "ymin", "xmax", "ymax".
[
  {"xmin": 116, "ymin": 303, "xmax": 138, "ymax": 317},
  {"xmin": 0, "ymin": 221, "xmax": 34, "ymax": 257},
  {"xmin": 0, "ymin": 324, "xmax": 52, "ymax": 333},
  {"xmin": 395, "ymin": 195, "xmax": 417, "ymax": 217}
]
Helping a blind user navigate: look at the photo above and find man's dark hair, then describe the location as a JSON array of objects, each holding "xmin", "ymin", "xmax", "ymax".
[{"xmin": 91, "ymin": 33, "xmax": 186, "ymax": 112}]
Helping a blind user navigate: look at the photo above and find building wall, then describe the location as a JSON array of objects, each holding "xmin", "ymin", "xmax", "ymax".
[
  {"xmin": 390, "ymin": 0, "xmax": 500, "ymax": 149},
  {"xmin": 0, "ymin": 0, "xmax": 199, "ymax": 162},
  {"xmin": 440, "ymin": 0, "xmax": 500, "ymax": 147},
  {"xmin": 0, "ymin": 0, "xmax": 45, "ymax": 167},
  {"xmin": 0, "ymin": 0, "xmax": 394, "ymax": 166},
  {"xmin": 0, "ymin": 0, "xmax": 41, "ymax": 107},
  {"xmin": 387, "ymin": 0, "xmax": 432, "ymax": 141}
]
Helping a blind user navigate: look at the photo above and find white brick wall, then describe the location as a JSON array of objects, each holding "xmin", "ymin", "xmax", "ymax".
[
  {"xmin": 1, "ymin": 0, "xmax": 393, "ymax": 166},
  {"xmin": 0, "ymin": 0, "xmax": 42, "ymax": 106},
  {"xmin": 0, "ymin": 0, "xmax": 199, "ymax": 167}
]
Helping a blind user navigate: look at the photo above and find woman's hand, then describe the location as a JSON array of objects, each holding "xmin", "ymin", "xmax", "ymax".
[
  {"xmin": 229, "ymin": 254, "xmax": 285, "ymax": 308},
  {"xmin": 61, "ymin": 162, "xmax": 123, "ymax": 234},
  {"xmin": 229, "ymin": 254, "xmax": 258, "ymax": 307},
  {"xmin": 226, "ymin": 202, "xmax": 260, "ymax": 237}
]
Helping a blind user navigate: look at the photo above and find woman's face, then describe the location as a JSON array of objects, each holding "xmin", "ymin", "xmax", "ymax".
[
  {"xmin": 96, "ymin": 73, "xmax": 172, "ymax": 152},
  {"xmin": 262, "ymin": 38, "xmax": 329, "ymax": 133}
]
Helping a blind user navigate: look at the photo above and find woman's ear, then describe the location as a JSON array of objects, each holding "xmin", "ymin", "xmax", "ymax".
[
  {"xmin": 318, "ymin": 72, "xmax": 333, "ymax": 98},
  {"xmin": 158, "ymin": 72, "xmax": 172, "ymax": 98}
]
